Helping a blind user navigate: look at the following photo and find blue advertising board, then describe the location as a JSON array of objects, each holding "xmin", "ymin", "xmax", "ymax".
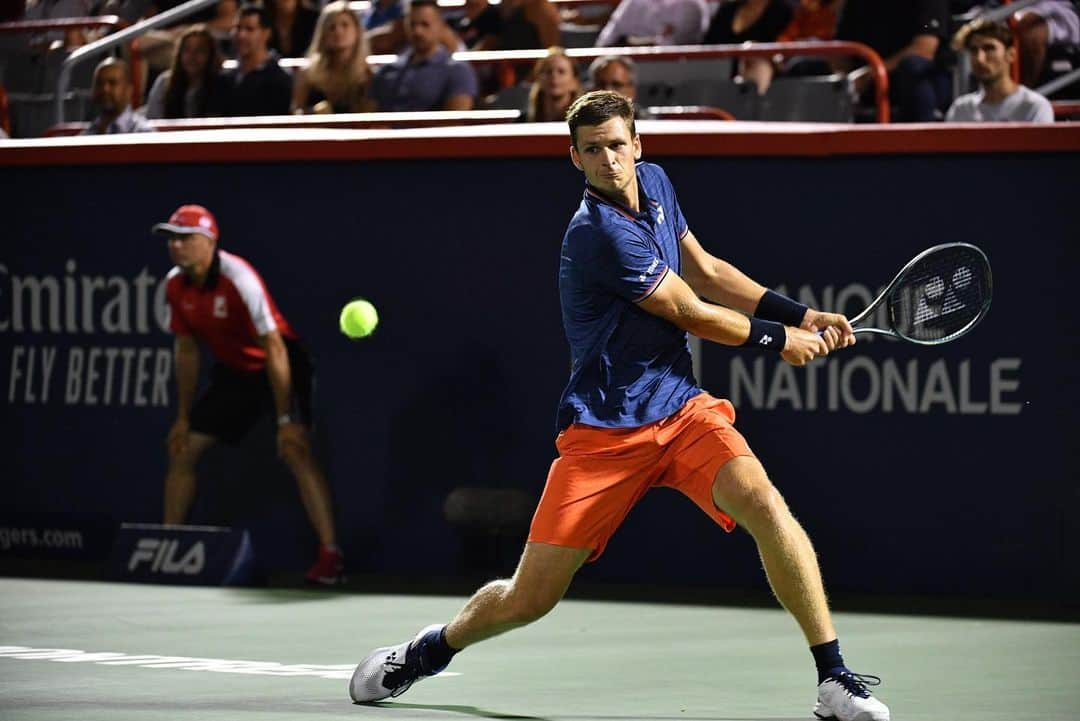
[{"xmin": 3, "ymin": 150, "xmax": 1077, "ymax": 599}]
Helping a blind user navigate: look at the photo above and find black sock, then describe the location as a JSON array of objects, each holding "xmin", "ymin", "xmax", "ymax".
[
  {"xmin": 419, "ymin": 626, "xmax": 458, "ymax": 673},
  {"xmin": 810, "ymin": 639, "xmax": 845, "ymax": 684}
]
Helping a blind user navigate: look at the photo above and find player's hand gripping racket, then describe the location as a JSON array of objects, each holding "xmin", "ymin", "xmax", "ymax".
[{"xmin": 843, "ymin": 243, "xmax": 992, "ymax": 345}]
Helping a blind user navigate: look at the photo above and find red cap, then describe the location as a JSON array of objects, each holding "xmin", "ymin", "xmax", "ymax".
[{"xmin": 152, "ymin": 204, "xmax": 219, "ymax": 241}]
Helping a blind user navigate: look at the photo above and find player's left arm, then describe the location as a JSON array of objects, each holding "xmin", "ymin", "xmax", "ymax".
[
  {"xmin": 679, "ymin": 228, "xmax": 855, "ymax": 348},
  {"xmin": 678, "ymin": 228, "xmax": 768, "ymax": 315}
]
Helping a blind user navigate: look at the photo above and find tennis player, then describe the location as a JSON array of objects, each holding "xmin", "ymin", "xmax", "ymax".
[{"xmin": 350, "ymin": 92, "xmax": 889, "ymax": 721}]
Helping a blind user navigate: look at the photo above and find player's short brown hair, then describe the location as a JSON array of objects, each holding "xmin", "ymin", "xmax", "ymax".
[
  {"xmin": 566, "ymin": 90, "xmax": 636, "ymax": 149},
  {"xmin": 963, "ymin": 19, "xmax": 1014, "ymax": 50}
]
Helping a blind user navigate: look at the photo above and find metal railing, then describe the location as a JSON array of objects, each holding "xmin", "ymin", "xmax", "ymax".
[
  {"xmin": 42, "ymin": 108, "xmax": 523, "ymax": 136},
  {"xmin": 646, "ymin": 106, "xmax": 736, "ymax": 122},
  {"xmin": 54, "ymin": 0, "xmax": 218, "ymax": 123},
  {"xmin": 0, "ymin": 15, "xmax": 126, "ymax": 34},
  {"xmin": 1037, "ymin": 67, "xmax": 1080, "ymax": 98}
]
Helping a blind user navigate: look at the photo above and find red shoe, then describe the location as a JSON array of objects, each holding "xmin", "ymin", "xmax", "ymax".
[{"xmin": 305, "ymin": 545, "xmax": 345, "ymax": 586}]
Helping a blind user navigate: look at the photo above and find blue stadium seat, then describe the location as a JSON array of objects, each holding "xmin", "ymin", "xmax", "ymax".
[
  {"xmin": 669, "ymin": 76, "xmax": 759, "ymax": 120},
  {"xmin": 759, "ymin": 76, "xmax": 854, "ymax": 122},
  {"xmin": 560, "ymin": 23, "xmax": 602, "ymax": 49},
  {"xmin": 634, "ymin": 57, "xmax": 734, "ymax": 106}
]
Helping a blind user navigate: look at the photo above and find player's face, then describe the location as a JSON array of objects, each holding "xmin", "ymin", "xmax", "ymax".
[
  {"xmin": 592, "ymin": 62, "xmax": 635, "ymax": 101},
  {"xmin": 969, "ymin": 36, "xmax": 1013, "ymax": 84},
  {"xmin": 570, "ymin": 116, "xmax": 642, "ymax": 199},
  {"xmin": 167, "ymin": 232, "xmax": 215, "ymax": 274}
]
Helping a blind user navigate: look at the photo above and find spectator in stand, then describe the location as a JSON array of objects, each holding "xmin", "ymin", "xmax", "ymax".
[
  {"xmin": 454, "ymin": 0, "xmax": 501, "ymax": 48},
  {"xmin": 450, "ymin": 0, "xmax": 502, "ymax": 95},
  {"xmin": 204, "ymin": 0, "xmax": 239, "ymax": 57},
  {"xmin": 83, "ymin": 57, "xmax": 155, "ymax": 134},
  {"xmin": 24, "ymin": 0, "xmax": 92, "ymax": 51},
  {"xmin": 704, "ymin": 0, "xmax": 794, "ymax": 94},
  {"xmin": 363, "ymin": 0, "xmax": 463, "ymax": 55},
  {"xmin": 473, "ymin": 0, "xmax": 560, "ymax": 51},
  {"xmin": 587, "ymin": 55, "xmax": 652, "ymax": 117},
  {"xmin": 144, "ymin": 25, "xmax": 229, "ymax": 119},
  {"xmin": 834, "ymin": 0, "xmax": 953, "ymax": 122},
  {"xmin": 947, "ymin": 18, "xmax": 1054, "ymax": 121},
  {"xmin": 587, "ymin": 55, "xmax": 636, "ymax": 100},
  {"xmin": 222, "ymin": 3, "xmax": 292, "ymax": 116},
  {"xmin": 595, "ymin": 0, "xmax": 710, "ymax": 47},
  {"xmin": 1011, "ymin": 0, "xmax": 1080, "ymax": 87},
  {"xmin": 370, "ymin": 0, "xmax": 478, "ymax": 111},
  {"xmin": 774, "ymin": 0, "xmax": 842, "ymax": 80},
  {"xmin": 363, "ymin": 0, "xmax": 404, "ymax": 32},
  {"xmin": 777, "ymin": 0, "xmax": 840, "ymax": 44},
  {"xmin": 291, "ymin": 1, "xmax": 374, "ymax": 114},
  {"xmin": 268, "ymin": 0, "xmax": 319, "ymax": 58},
  {"xmin": 363, "ymin": 0, "xmax": 404, "ymax": 53},
  {"xmin": 115, "ymin": 0, "xmax": 237, "ymax": 92},
  {"xmin": 527, "ymin": 47, "xmax": 582, "ymax": 122}
]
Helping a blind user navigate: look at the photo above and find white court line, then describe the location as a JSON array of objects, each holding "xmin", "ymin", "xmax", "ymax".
[{"xmin": 0, "ymin": 645, "xmax": 461, "ymax": 680}]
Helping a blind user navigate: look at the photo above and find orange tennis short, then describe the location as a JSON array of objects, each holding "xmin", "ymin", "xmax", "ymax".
[{"xmin": 529, "ymin": 392, "xmax": 755, "ymax": 562}]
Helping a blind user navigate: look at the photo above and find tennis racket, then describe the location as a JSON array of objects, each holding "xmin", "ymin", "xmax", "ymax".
[{"xmin": 842, "ymin": 243, "xmax": 993, "ymax": 345}]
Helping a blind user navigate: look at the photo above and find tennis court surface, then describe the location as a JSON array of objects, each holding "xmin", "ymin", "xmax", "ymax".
[{"xmin": 2, "ymin": 577, "xmax": 1077, "ymax": 721}]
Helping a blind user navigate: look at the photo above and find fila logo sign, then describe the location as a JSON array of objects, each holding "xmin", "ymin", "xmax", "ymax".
[
  {"xmin": 127, "ymin": 538, "xmax": 206, "ymax": 575},
  {"xmin": 110, "ymin": 524, "xmax": 254, "ymax": 585}
]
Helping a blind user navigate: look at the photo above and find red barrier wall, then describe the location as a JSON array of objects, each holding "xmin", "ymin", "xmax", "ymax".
[{"xmin": 2, "ymin": 121, "xmax": 1078, "ymax": 167}]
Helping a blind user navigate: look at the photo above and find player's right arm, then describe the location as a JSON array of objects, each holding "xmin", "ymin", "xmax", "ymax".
[
  {"xmin": 638, "ymin": 269, "xmax": 829, "ymax": 367},
  {"xmin": 168, "ymin": 334, "xmax": 199, "ymax": 457}
]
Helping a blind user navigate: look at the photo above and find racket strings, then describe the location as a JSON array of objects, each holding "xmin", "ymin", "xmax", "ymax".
[{"xmin": 888, "ymin": 245, "xmax": 991, "ymax": 343}]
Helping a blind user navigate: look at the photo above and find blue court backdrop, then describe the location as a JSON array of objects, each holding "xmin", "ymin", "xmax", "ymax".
[{"xmin": 2, "ymin": 151, "xmax": 1077, "ymax": 600}]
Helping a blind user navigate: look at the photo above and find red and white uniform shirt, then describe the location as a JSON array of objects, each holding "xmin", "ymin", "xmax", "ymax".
[{"xmin": 166, "ymin": 250, "xmax": 298, "ymax": 372}]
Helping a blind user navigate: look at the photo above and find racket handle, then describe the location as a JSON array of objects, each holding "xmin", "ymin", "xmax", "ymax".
[{"xmin": 817, "ymin": 328, "xmax": 868, "ymax": 337}]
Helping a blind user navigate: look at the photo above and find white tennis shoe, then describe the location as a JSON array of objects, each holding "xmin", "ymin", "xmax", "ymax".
[
  {"xmin": 813, "ymin": 671, "xmax": 890, "ymax": 721},
  {"xmin": 349, "ymin": 624, "xmax": 446, "ymax": 703}
]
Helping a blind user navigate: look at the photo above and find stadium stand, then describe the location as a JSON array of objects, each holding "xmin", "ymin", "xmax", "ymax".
[{"xmin": 4, "ymin": 0, "xmax": 1078, "ymax": 137}]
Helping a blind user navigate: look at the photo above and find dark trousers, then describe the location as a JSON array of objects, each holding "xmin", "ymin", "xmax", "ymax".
[{"xmin": 890, "ymin": 55, "xmax": 952, "ymax": 122}]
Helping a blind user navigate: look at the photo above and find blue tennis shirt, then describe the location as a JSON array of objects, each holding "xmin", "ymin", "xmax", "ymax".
[{"xmin": 556, "ymin": 162, "xmax": 701, "ymax": 431}]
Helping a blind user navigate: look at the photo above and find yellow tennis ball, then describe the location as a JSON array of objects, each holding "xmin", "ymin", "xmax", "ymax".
[{"xmin": 339, "ymin": 299, "xmax": 378, "ymax": 339}]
